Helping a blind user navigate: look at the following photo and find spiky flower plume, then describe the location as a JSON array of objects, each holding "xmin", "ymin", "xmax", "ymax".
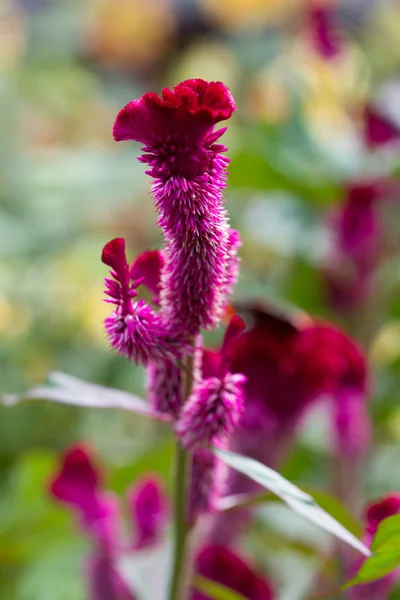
[{"xmin": 113, "ymin": 79, "xmax": 237, "ymax": 336}]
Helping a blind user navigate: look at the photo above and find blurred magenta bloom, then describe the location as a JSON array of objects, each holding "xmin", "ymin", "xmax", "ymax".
[
  {"xmin": 50, "ymin": 446, "xmax": 168, "ymax": 600},
  {"xmin": 191, "ymin": 545, "xmax": 274, "ymax": 600},
  {"xmin": 364, "ymin": 106, "xmax": 400, "ymax": 149},
  {"xmin": 308, "ymin": 3, "xmax": 342, "ymax": 60},
  {"xmin": 207, "ymin": 303, "xmax": 369, "ymax": 541},
  {"xmin": 348, "ymin": 494, "xmax": 400, "ymax": 600},
  {"xmin": 189, "ymin": 449, "xmax": 226, "ymax": 523},
  {"xmin": 323, "ymin": 180, "xmax": 390, "ymax": 311},
  {"xmin": 176, "ymin": 316, "xmax": 247, "ymax": 449},
  {"xmin": 127, "ymin": 476, "xmax": 169, "ymax": 550},
  {"xmin": 113, "ymin": 79, "xmax": 238, "ymax": 336}
]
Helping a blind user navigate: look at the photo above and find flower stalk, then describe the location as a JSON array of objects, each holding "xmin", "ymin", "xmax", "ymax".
[{"xmin": 168, "ymin": 352, "xmax": 194, "ymax": 600}]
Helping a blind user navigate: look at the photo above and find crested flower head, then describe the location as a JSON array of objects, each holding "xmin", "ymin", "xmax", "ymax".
[
  {"xmin": 192, "ymin": 545, "xmax": 274, "ymax": 600},
  {"xmin": 176, "ymin": 316, "xmax": 247, "ymax": 449},
  {"xmin": 102, "ymin": 238, "xmax": 183, "ymax": 365},
  {"xmin": 127, "ymin": 475, "xmax": 169, "ymax": 550},
  {"xmin": 129, "ymin": 249, "xmax": 165, "ymax": 304},
  {"xmin": 113, "ymin": 80, "xmax": 238, "ymax": 336}
]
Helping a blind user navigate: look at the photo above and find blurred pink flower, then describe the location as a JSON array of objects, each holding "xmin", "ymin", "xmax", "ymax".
[
  {"xmin": 50, "ymin": 446, "xmax": 169, "ymax": 600},
  {"xmin": 191, "ymin": 545, "xmax": 274, "ymax": 600},
  {"xmin": 364, "ymin": 106, "xmax": 400, "ymax": 149},
  {"xmin": 207, "ymin": 303, "xmax": 369, "ymax": 541},
  {"xmin": 127, "ymin": 476, "xmax": 169, "ymax": 550},
  {"xmin": 308, "ymin": 3, "xmax": 342, "ymax": 60},
  {"xmin": 323, "ymin": 180, "xmax": 395, "ymax": 311}
]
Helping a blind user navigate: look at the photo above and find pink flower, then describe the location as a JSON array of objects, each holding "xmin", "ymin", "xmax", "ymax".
[
  {"xmin": 323, "ymin": 180, "xmax": 393, "ymax": 311},
  {"xmin": 308, "ymin": 3, "xmax": 342, "ymax": 60},
  {"xmin": 176, "ymin": 316, "xmax": 247, "ymax": 449},
  {"xmin": 50, "ymin": 445, "xmax": 119, "ymax": 548},
  {"xmin": 51, "ymin": 447, "xmax": 169, "ymax": 600},
  {"xmin": 207, "ymin": 304, "xmax": 369, "ymax": 542},
  {"xmin": 364, "ymin": 105, "xmax": 400, "ymax": 149},
  {"xmin": 127, "ymin": 476, "xmax": 168, "ymax": 550},
  {"xmin": 191, "ymin": 545, "xmax": 274, "ymax": 600},
  {"xmin": 102, "ymin": 238, "xmax": 183, "ymax": 365},
  {"xmin": 113, "ymin": 79, "xmax": 238, "ymax": 336}
]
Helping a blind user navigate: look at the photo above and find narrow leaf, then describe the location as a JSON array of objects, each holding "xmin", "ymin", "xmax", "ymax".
[
  {"xmin": 344, "ymin": 514, "xmax": 400, "ymax": 588},
  {"xmin": 213, "ymin": 447, "xmax": 370, "ymax": 556},
  {"xmin": 217, "ymin": 487, "xmax": 362, "ymax": 538},
  {"xmin": 344, "ymin": 553, "xmax": 400, "ymax": 588},
  {"xmin": 2, "ymin": 371, "xmax": 170, "ymax": 422},
  {"xmin": 192, "ymin": 574, "xmax": 247, "ymax": 600}
]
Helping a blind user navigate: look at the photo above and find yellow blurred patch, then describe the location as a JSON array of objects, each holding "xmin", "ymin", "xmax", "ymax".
[
  {"xmin": 200, "ymin": 0, "xmax": 304, "ymax": 30},
  {"xmin": 87, "ymin": 0, "xmax": 176, "ymax": 70},
  {"xmin": 0, "ymin": 295, "xmax": 31, "ymax": 338},
  {"xmin": 370, "ymin": 321, "xmax": 400, "ymax": 365}
]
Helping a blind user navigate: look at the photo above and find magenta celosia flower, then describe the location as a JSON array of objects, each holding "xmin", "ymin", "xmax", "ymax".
[
  {"xmin": 113, "ymin": 79, "xmax": 237, "ymax": 336},
  {"xmin": 191, "ymin": 545, "xmax": 274, "ymax": 600},
  {"xmin": 348, "ymin": 494, "xmax": 400, "ymax": 600},
  {"xmin": 207, "ymin": 304, "xmax": 369, "ymax": 542},
  {"xmin": 102, "ymin": 238, "xmax": 183, "ymax": 365},
  {"xmin": 176, "ymin": 316, "xmax": 247, "ymax": 449},
  {"xmin": 308, "ymin": 3, "xmax": 342, "ymax": 60},
  {"xmin": 323, "ymin": 180, "xmax": 389, "ymax": 311},
  {"xmin": 127, "ymin": 476, "xmax": 168, "ymax": 550},
  {"xmin": 364, "ymin": 105, "xmax": 400, "ymax": 149},
  {"xmin": 50, "ymin": 445, "xmax": 119, "ymax": 547},
  {"xmin": 51, "ymin": 446, "xmax": 169, "ymax": 600}
]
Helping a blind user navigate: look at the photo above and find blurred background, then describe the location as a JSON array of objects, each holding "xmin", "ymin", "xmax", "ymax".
[{"xmin": 2, "ymin": 0, "xmax": 400, "ymax": 598}]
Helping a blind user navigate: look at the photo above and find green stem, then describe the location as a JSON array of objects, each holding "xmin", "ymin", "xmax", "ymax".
[{"xmin": 167, "ymin": 353, "xmax": 194, "ymax": 600}]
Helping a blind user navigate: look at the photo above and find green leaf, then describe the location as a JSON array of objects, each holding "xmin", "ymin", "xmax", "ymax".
[
  {"xmin": 192, "ymin": 574, "xmax": 247, "ymax": 600},
  {"xmin": 218, "ymin": 486, "xmax": 362, "ymax": 539},
  {"xmin": 345, "ymin": 515, "xmax": 400, "ymax": 589},
  {"xmin": 213, "ymin": 447, "xmax": 370, "ymax": 556}
]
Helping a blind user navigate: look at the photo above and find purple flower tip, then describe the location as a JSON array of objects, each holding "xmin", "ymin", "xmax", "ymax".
[
  {"xmin": 192, "ymin": 545, "xmax": 274, "ymax": 600},
  {"xmin": 102, "ymin": 239, "xmax": 184, "ymax": 365},
  {"xmin": 113, "ymin": 79, "xmax": 236, "ymax": 146},
  {"xmin": 176, "ymin": 372, "xmax": 247, "ymax": 449},
  {"xmin": 88, "ymin": 554, "xmax": 136, "ymax": 600},
  {"xmin": 127, "ymin": 476, "xmax": 169, "ymax": 550},
  {"xmin": 364, "ymin": 105, "xmax": 400, "ymax": 149}
]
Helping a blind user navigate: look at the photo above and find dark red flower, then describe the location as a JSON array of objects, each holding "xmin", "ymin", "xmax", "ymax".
[
  {"xmin": 364, "ymin": 105, "xmax": 400, "ymax": 149},
  {"xmin": 113, "ymin": 79, "xmax": 235, "ymax": 149},
  {"xmin": 192, "ymin": 545, "xmax": 274, "ymax": 600}
]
